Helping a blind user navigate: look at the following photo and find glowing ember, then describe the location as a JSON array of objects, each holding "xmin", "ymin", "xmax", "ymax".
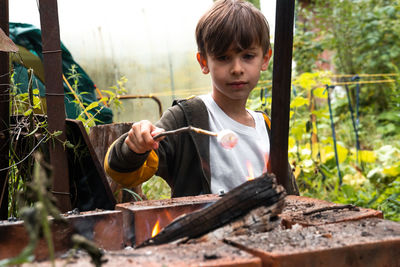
[
  {"xmin": 246, "ymin": 161, "xmax": 255, "ymax": 180},
  {"xmin": 151, "ymin": 220, "xmax": 160, "ymax": 237},
  {"xmin": 217, "ymin": 129, "xmax": 238, "ymax": 149}
]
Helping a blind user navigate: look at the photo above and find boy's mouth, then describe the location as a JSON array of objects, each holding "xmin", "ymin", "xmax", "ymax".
[{"xmin": 227, "ymin": 81, "xmax": 248, "ymax": 88}]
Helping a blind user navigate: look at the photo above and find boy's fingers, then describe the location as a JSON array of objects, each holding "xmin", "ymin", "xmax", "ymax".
[
  {"xmin": 126, "ymin": 131, "xmax": 149, "ymax": 154},
  {"xmin": 150, "ymin": 128, "xmax": 165, "ymax": 150},
  {"xmin": 151, "ymin": 127, "xmax": 165, "ymax": 136},
  {"xmin": 125, "ymin": 120, "xmax": 160, "ymax": 153}
]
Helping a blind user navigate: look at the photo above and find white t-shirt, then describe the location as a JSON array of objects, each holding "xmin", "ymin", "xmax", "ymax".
[{"xmin": 199, "ymin": 94, "xmax": 270, "ymax": 194}]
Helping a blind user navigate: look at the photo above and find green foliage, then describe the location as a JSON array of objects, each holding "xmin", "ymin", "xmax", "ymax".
[
  {"xmin": 294, "ymin": 0, "xmax": 400, "ymax": 112},
  {"xmin": 3, "ymin": 66, "xmax": 130, "ymax": 263},
  {"xmin": 289, "ymin": 1, "xmax": 400, "ymax": 221},
  {"xmin": 66, "ymin": 65, "xmax": 127, "ymax": 131},
  {"xmin": 7, "ymin": 66, "xmax": 128, "ymax": 217},
  {"xmin": 142, "ymin": 176, "xmax": 171, "ymax": 200},
  {"xmin": 294, "ymin": 3, "xmax": 324, "ymax": 73},
  {"xmin": 250, "ymin": 71, "xmax": 400, "ymax": 221}
]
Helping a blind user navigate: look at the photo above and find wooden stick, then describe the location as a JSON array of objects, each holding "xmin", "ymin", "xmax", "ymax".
[{"xmin": 153, "ymin": 126, "xmax": 217, "ymax": 140}]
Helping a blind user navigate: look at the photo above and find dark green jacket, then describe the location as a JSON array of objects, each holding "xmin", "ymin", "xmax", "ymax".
[{"xmin": 105, "ymin": 96, "xmax": 299, "ymax": 197}]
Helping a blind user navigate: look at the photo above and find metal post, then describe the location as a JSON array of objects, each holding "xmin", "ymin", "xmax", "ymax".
[
  {"xmin": 270, "ymin": 0, "xmax": 295, "ymax": 191},
  {"xmin": 0, "ymin": 0, "xmax": 10, "ymax": 219},
  {"xmin": 39, "ymin": 0, "xmax": 71, "ymax": 211}
]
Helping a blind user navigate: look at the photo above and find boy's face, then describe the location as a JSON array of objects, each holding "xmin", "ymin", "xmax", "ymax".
[{"xmin": 197, "ymin": 44, "xmax": 270, "ymax": 103}]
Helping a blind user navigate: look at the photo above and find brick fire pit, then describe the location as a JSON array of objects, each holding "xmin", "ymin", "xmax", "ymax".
[{"xmin": 1, "ymin": 195, "xmax": 399, "ymax": 266}]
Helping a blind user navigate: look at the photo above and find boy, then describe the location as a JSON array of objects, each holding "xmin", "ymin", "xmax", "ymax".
[{"xmin": 104, "ymin": 0, "xmax": 299, "ymax": 197}]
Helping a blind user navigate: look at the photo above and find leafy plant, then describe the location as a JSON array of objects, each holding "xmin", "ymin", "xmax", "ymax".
[
  {"xmin": 248, "ymin": 70, "xmax": 400, "ymax": 221},
  {"xmin": 65, "ymin": 64, "xmax": 127, "ymax": 131},
  {"xmin": 142, "ymin": 176, "xmax": 171, "ymax": 200},
  {"xmin": 6, "ymin": 65, "xmax": 128, "ymax": 218},
  {"xmin": 295, "ymin": 0, "xmax": 400, "ymax": 112}
]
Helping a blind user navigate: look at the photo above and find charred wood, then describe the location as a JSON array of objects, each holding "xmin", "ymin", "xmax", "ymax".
[
  {"xmin": 137, "ymin": 173, "xmax": 286, "ymax": 248},
  {"xmin": 303, "ymin": 204, "xmax": 360, "ymax": 216}
]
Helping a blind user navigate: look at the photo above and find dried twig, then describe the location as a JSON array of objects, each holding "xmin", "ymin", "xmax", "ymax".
[
  {"xmin": 152, "ymin": 126, "xmax": 217, "ymax": 140},
  {"xmin": 153, "ymin": 126, "xmax": 238, "ymax": 149},
  {"xmin": 303, "ymin": 204, "xmax": 359, "ymax": 216}
]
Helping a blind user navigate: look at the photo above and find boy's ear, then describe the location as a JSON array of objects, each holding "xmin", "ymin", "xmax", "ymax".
[
  {"xmin": 197, "ymin": 52, "xmax": 209, "ymax": 74},
  {"xmin": 261, "ymin": 48, "xmax": 272, "ymax": 71}
]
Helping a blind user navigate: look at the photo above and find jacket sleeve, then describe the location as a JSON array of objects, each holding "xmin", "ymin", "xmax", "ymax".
[
  {"xmin": 104, "ymin": 132, "xmax": 159, "ymax": 188},
  {"xmin": 104, "ymin": 104, "xmax": 184, "ymax": 188}
]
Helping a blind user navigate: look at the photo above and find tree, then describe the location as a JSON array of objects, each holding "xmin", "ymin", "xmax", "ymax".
[{"xmin": 294, "ymin": 0, "xmax": 400, "ymax": 111}]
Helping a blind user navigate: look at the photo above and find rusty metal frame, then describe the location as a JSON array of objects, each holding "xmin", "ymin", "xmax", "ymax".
[
  {"xmin": 117, "ymin": 94, "xmax": 163, "ymax": 118},
  {"xmin": 270, "ymin": 0, "xmax": 296, "ymax": 192},
  {"xmin": 38, "ymin": 0, "xmax": 71, "ymax": 211},
  {"xmin": 0, "ymin": 0, "xmax": 10, "ymax": 219}
]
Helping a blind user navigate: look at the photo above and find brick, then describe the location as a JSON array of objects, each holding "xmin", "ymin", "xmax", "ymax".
[
  {"xmin": 225, "ymin": 218, "xmax": 400, "ymax": 267},
  {"xmin": 116, "ymin": 194, "xmax": 220, "ymax": 246},
  {"xmin": 0, "ymin": 210, "xmax": 123, "ymax": 261},
  {"xmin": 280, "ymin": 195, "xmax": 383, "ymax": 228}
]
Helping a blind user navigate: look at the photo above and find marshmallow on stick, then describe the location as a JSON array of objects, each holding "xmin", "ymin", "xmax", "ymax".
[{"xmin": 153, "ymin": 126, "xmax": 238, "ymax": 149}]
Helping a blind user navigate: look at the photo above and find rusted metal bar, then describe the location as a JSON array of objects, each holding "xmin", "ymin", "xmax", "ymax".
[
  {"xmin": 0, "ymin": 0, "xmax": 10, "ymax": 220},
  {"xmin": 270, "ymin": 0, "xmax": 295, "ymax": 192},
  {"xmin": 38, "ymin": 0, "xmax": 71, "ymax": 212},
  {"xmin": 117, "ymin": 94, "xmax": 163, "ymax": 118}
]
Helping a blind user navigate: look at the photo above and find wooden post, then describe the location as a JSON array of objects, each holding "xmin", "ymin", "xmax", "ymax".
[
  {"xmin": 39, "ymin": 0, "xmax": 72, "ymax": 212},
  {"xmin": 270, "ymin": 0, "xmax": 295, "ymax": 191},
  {"xmin": 0, "ymin": 0, "xmax": 9, "ymax": 219}
]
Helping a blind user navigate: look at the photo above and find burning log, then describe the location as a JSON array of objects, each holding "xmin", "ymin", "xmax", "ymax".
[{"xmin": 137, "ymin": 173, "xmax": 286, "ymax": 248}]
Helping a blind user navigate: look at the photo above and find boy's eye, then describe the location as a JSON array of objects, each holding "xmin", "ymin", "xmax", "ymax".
[
  {"xmin": 243, "ymin": 54, "xmax": 255, "ymax": 60},
  {"xmin": 216, "ymin": 55, "xmax": 229, "ymax": 61}
]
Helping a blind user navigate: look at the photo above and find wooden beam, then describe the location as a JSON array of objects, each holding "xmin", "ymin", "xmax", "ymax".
[
  {"xmin": 0, "ymin": 0, "xmax": 10, "ymax": 219},
  {"xmin": 270, "ymin": 0, "xmax": 295, "ymax": 191},
  {"xmin": 39, "ymin": 0, "xmax": 71, "ymax": 212}
]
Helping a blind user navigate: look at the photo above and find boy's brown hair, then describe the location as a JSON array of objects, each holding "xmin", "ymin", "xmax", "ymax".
[{"xmin": 196, "ymin": 0, "xmax": 271, "ymax": 57}]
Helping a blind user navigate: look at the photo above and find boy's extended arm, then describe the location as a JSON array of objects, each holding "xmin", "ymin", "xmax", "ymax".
[
  {"xmin": 104, "ymin": 106, "xmax": 183, "ymax": 188},
  {"xmin": 104, "ymin": 132, "xmax": 159, "ymax": 188}
]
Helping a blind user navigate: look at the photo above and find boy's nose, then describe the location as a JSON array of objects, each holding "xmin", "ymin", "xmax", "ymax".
[{"xmin": 230, "ymin": 59, "xmax": 244, "ymax": 76}]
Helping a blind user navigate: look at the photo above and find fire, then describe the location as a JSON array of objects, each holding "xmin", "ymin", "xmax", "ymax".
[
  {"xmin": 246, "ymin": 152, "xmax": 269, "ymax": 180},
  {"xmin": 151, "ymin": 220, "xmax": 160, "ymax": 237},
  {"xmin": 246, "ymin": 161, "xmax": 254, "ymax": 180},
  {"xmin": 263, "ymin": 152, "xmax": 269, "ymax": 173}
]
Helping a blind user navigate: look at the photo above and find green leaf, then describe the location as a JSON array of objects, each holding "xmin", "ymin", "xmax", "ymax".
[
  {"xmin": 290, "ymin": 96, "xmax": 309, "ymax": 108},
  {"xmin": 313, "ymin": 87, "xmax": 328, "ymax": 98},
  {"xmin": 84, "ymin": 102, "xmax": 99, "ymax": 112},
  {"xmin": 383, "ymin": 165, "xmax": 400, "ymax": 177},
  {"xmin": 23, "ymin": 109, "xmax": 32, "ymax": 116}
]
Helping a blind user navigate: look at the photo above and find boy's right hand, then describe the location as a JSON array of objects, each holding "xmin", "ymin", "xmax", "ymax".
[{"xmin": 125, "ymin": 120, "xmax": 165, "ymax": 154}]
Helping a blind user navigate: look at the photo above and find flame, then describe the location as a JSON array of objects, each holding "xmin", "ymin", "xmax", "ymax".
[
  {"xmin": 151, "ymin": 220, "xmax": 160, "ymax": 237},
  {"xmin": 246, "ymin": 161, "xmax": 254, "ymax": 180},
  {"xmin": 263, "ymin": 152, "xmax": 269, "ymax": 173}
]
